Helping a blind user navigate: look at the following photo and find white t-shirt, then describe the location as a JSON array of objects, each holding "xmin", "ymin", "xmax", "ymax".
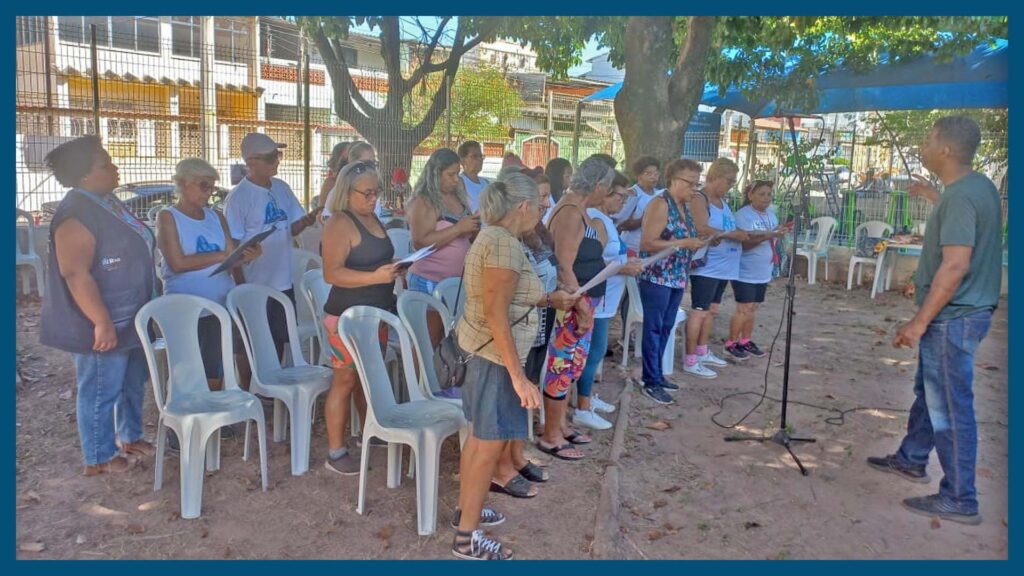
[
  {"xmin": 734, "ymin": 204, "xmax": 779, "ymax": 284},
  {"xmin": 691, "ymin": 195, "xmax": 742, "ymax": 281},
  {"xmin": 461, "ymin": 173, "xmax": 489, "ymax": 213},
  {"xmin": 224, "ymin": 177, "xmax": 305, "ymax": 291},
  {"xmin": 588, "ymin": 208, "xmax": 628, "ymax": 320},
  {"xmin": 614, "ymin": 185, "xmax": 660, "ymax": 254}
]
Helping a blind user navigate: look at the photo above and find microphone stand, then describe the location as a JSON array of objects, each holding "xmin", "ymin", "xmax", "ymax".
[{"xmin": 724, "ymin": 114, "xmax": 817, "ymax": 476}]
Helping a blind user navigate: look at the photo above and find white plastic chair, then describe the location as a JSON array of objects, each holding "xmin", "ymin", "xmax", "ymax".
[
  {"xmin": 386, "ymin": 228, "xmax": 412, "ymax": 260},
  {"xmin": 432, "ymin": 276, "xmax": 466, "ymax": 319},
  {"xmin": 846, "ymin": 221, "xmax": 893, "ymax": 298},
  {"xmin": 226, "ymin": 284, "xmax": 333, "ymax": 476},
  {"xmin": 16, "ymin": 209, "xmax": 44, "ymax": 297},
  {"xmin": 395, "ymin": 291, "xmax": 457, "ymax": 403},
  {"xmin": 292, "ymin": 249, "xmax": 323, "ymax": 364},
  {"xmin": 339, "ymin": 306, "xmax": 464, "ymax": 536},
  {"xmin": 795, "ymin": 216, "xmax": 837, "ymax": 284},
  {"xmin": 620, "ymin": 277, "xmax": 687, "ymax": 374},
  {"xmin": 135, "ymin": 294, "xmax": 268, "ymax": 520}
]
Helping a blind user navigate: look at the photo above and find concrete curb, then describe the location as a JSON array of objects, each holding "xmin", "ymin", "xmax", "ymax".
[{"xmin": 590, "ymin": 381, "xmax": 632, "ymax": 559}]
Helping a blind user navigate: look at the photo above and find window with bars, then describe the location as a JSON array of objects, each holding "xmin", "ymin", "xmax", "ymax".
[
  {"xmin": 57, "ymin": 16, "xmax": 159, "ymax": 54},
  {"xmin": 172, "ymin": 17, "xmax": 250, "ymax": 63},
  {"xmin": 171, "ymin": 17, "xmax": 201, "ymax": 58}
]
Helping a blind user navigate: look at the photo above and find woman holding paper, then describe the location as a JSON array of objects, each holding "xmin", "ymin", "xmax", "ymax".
[
  {"xmin": 157, "ymin": 158, "xmax": 260, "ymax": 391},
  {"xmin": 538, "ymin": 157, "xmax": 612, "ymax": 460},
  {"xmin": 574, "ymin": 171, "xmax": 641, "ymax": 430},
  {"xmin": 726, "ymin": 180, "xmax": 786, "ymax": 360},
  {"xmin": 320, "ymin": 161, "xmax": 403, "ymax": 475},
  {"xmin": 637, "ymin": 159, "xmax": 707, "ymax": 406}
]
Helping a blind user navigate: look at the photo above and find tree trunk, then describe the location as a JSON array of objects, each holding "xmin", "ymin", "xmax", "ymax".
[
  {"xmin": 366, "ymin": 130, "xmax": 415, "ymax": 211},
  {"xmin": 614, "ymin": 16, "xmax": 715, "ymax": 175}
]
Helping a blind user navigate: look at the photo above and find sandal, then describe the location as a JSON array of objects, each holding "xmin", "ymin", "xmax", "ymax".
[
  {"xmin": 536, "ymin": 441, "xmax": 585, "ymax": 461},
  {"xmin": 564, "ymin": 430, "xmax": 592, "ymax": 445},
  {"xmin": 518, "ymin": 461, "xmax": 549, "ymax": 482},
  {"xmin": 83, "ymin": 456, "xmax": 134, "ymax": 476},
  {"xmin": 490, "ymin": 475, "xmax": 537, "ymax": 498},
  {"xmin": 118, "ymin": 440, "xmax": 156, "ymax": 458}
]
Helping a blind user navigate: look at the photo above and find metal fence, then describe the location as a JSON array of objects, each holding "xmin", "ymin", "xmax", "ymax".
[{"xmin": 16, "ymin": 16, "xmax": 1008, "ymax": 247}]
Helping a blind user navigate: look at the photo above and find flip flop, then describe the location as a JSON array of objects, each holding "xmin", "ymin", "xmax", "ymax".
[
  {"xmin": 565, "ymin": 430, "xmax": 592, "ymax": 445},
  {"xmin": 536, "ymin": 441, "xmax": 585, "ymax": 461},
  {"xmin": 490, "ymin": 475, "xmax": 537, "ymax": 498},
  {"xmin": 518, "ymin": 461, "xmax": 549, "ymax": 482}
]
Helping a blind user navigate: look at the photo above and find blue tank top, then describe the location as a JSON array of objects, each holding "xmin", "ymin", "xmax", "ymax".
[
  {"xmin": 160, "ymin": 207, "xmax": 235, "ymax": 307},
  {"xmin": 691, "ymin": 194, "xmax": 742, "ymax": 281}
]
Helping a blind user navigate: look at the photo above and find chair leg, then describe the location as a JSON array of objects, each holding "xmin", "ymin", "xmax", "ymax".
[
  {"xmin": 350, "ymin": 398, "xmax": 361, "ymax": 437},
  {"xmin": 356, "ymin": 431, "xmax": 372, "ymax": 516},
  {"xmin": 273, "ymin": 399, "xmax": 287, "ymax": 443},
  {"xmin": 178, "ymin": 422, "xmax": 208, "ymax": 520},
  {"xmin": 621, "ymin": 321, "xmax": 631, "ymax": 368},
  {"xmin": 243, "ymin": 420, "xmax": 252, "ymax": 461},
  {"xmin": 414, "ymin": 438, "xmax": 443, "ymax": 536},
  {"xmin": 288, "ymin": 394, "xmax": 316, "ymax": 476},
  {"xmin": 387, "ymin": 441, "xmax": 402, "ymax": 488},
  {"xmin": 33, "ymin": 264, "xmax": 44, "ymax": 297},
  {"xmin": 205, "ymin": 430, "xmax": 221, "ymax": 472},
  {"xmin": 847, "ymin": 262, "xmax": 856, "ymax": 290},
  {"xmin": 153, "ymin": 420, "xmax": 167, "ymax": 491},
  {"xmin": 254, "ymin": 412, "xmax": 269, "ymax": 491}
]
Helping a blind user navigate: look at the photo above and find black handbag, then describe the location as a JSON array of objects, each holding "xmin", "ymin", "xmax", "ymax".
[{"xmin": 434, "ymin": 274, "xmax": 531, "ymax": 390}]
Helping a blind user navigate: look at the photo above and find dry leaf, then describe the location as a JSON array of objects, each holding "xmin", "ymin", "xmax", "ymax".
[
  {"xmin": 647, "ymin": 529, "xmax": 663, "ymax": 541},
  {"xmin": 19, "ymin": 542, "xmax": 45, "ymax": 553},
  {"xmin": 375, "ymin": 525, "xmax": 395, "ymax": 541},
  {"xmin": 662, "ymin": 485, "xmax": 682, "ymax": 493},
  {"xmin": 662, "ymin": 522, "xmax": 679, "ymax": 535},
  {"xmin": 24, "ymin": 490, "xmax": 41, "ymax": 503},
  {"xmin": 646, "ymin": 421, "xmax": 671, "ymax": 431},
  {"xmin": 200, "ymin": 527, "xmax": 209, "ymax": 539},
  {"xmin": 745, "ymin": 521, "xmax": 762, "ymax": 529},
  {"xmin": 653, "ymin": 500, "xmax": 667, "ymax": 509},
  {"xmin": 126, "ymin": 524, "xmax": 146, "ymax": 535},
  {"xmin": 930, "ymin": 516, "xmax": 941, "ymax": 529}
]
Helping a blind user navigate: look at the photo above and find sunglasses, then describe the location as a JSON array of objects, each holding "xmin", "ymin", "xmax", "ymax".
[
  {"xmin": 255, "ymin": 150, "xmax": 282, "ymax": 163},
  {"xmin": 349, "ymin": 160, "xmax": 378, "ymax": 175}
]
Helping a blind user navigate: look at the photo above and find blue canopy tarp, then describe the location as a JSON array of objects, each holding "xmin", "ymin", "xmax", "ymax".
[{"xmin": 581, "ymin": 40, "xmax": 1007, "ymax": 117}]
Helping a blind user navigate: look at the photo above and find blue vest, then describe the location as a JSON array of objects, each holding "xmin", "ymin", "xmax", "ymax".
[{"xmin": 40, "ymin": 189, "xmax": 155, "ymax": 354}]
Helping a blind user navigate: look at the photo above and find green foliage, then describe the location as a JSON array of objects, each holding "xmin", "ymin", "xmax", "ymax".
[
  {"xmin": 866, "ymin": 108, "xmax": 1008, "ymax": 175},
  {"xmin": 412, "ymin": 65, "xmax": 526, "ymax": 149}
]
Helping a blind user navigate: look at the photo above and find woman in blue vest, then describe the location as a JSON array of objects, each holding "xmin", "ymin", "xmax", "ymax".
[
  {"xmin": 40, "ymin": 136, "xmax": 156, "ymax": 476},
  {"xmin": 156, "ymin": 158, "xmax": 260, "ymax": 391}
]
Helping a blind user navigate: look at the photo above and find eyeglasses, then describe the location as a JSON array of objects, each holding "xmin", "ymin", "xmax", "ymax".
[
  {"xmin": 256, "ymin": 150, "xmax": 282, "ymax": 163},
  {"xmin": 351, "ymin": 187, "xmax": 381, "ymax": 199},
  {"xmin": 673, "ymin": 176, "xmax": 699, "ymax": 188},
  {"xmin": 641, "ymin": 169, "xmax": 660, "ymax": 178},
  {"xmin": 195, "ymin": 180, "xmax": 216, "ymax": 193}
]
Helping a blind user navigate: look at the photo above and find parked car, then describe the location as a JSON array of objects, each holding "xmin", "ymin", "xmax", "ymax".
[{"xmin": 41, "ymin": 181, "xmax": 229, "ymax": 221}]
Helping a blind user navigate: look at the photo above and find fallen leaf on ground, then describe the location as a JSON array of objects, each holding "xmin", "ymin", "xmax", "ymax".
[
  {"xmin": 653, "ymin": 500, "xmax": 667, "ymax": 509},
  {"xmin": 930, "ymin": 517, "xmax": 941, "ymax": 529},
  {"xmin": 375, "ymin": 525, "xmax": 394, "ymax": 541},
  {"xmin": 23, "ymin": 490, "xmax": 41, "ymax": 503},
  {"xmin": 745, "ymin": 521, "xmax": 762, "ymax": 529},
  {"xmin": 647, "ymin": 529, "xmax": 663, "ymax": 541},
  {"xmin": 646, "ymin": 421, "xmax": 671, "ymax": 431},
  {"xmin": 19, "ymin": 542, "xmax": 45, "ymax": 553},
  {"xmin": 200, "ymin": 527, "xmax": 209, "ymax": 539},
  {"xmin": 662, "ymin": 485, "xmax": 682, "ymax": 493},
  {"xmin": 126, "ymin": 524, "xmax": 145, "ymax": 535},
  {"xmin": 984, "ymin": 365, "xmax": 1000, "ymax": 372},
  {"xmin": 662, "ymin": 523, "xmax": 678, "ymax": 535}
]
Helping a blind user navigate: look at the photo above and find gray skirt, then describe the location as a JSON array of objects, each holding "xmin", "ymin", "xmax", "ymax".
[{"xmin": 460, "ymin": 354, "xmax": 529, "ymax": 441}]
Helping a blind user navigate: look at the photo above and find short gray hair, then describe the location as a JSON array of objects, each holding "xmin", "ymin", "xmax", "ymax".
[
  {"xmin": 933, "ymin": 115, "xmax": 981, "ymax": 165},
  {"xmin": 172, "ymin": 157, "xmax": 218, "ymax": 197},
  {"xmin": 569, "ymin": 156, "xmax": 614, "ymax": 196},
  {"xmin": 479, "ymin": 171, "xmax": 538, "ymax": 225}
]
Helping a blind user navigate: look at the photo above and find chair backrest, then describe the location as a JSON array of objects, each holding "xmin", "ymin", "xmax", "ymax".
[
  {"xmin": 338, "ymin": 306, "xmax": 424, "ymax": 424},
  {"xmin": 300, "ymin": 268, "xmax": 332, "ymax": 365},
  {"xmin": 292, "ymin": 249, "xmax": 323, "ymax": 326},
  {"xmin": 810, "ymin": 216, "xmax": 838, "ymax": 252},
  {"xmin": 226, "ymin": 284, "xmax": 307, "ymax": 378},
  {"xmin": 135, "ymin": 294, "xmax": 240, "ymax": 410},
  {"xmin": 432, "ymin": 276, "xmax": 465, "ymax": 321},
  {"xmin": 146, "ymin": 204, "xmax": 163, "ymax": 224},
  {"xmin": 16, "ymin": 209, "xmax": 36, "ymax": 257},
  {"xmin": 386, "ymin": 228, "xmax": 412, "ymax": 259},
  {"xmin": 396, "ymin": 291, "xmax": 453, "ymax": 397},
  {"xmin": 855, "ymin": 220, "xmax": 894, "ymax": 244},
  {"xmin": 625, "ymin": 276, "xmax": 643, "ymax": 318}
]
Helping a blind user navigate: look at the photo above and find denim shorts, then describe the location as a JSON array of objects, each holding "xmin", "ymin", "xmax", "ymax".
[
  {"xmin": 461, "ymin": 355, "xmax": 529, "ymax": 441},
  {"xmin": 406, "ymin": 273, "xmax": 438, "ymax": 295}
]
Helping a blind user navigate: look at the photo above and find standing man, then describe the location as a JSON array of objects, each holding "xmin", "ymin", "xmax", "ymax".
[
  {"xmin": 458, "ymin": 140, "xmax": 488, "ymax": 212},
  {"xmin": 225, "ymin": 133, "xmax": 320, "ymax": 358},
  {"xmin": 867, "ymin": 116, "xmax": 1003, "ymax": 526}
]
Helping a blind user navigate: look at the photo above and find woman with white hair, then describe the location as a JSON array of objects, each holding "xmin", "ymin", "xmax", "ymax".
[
  {"xmin": 156, "ymin": 158, "xmax": 260, "ymax": 390},
  {"xmin": 453, "ymin": 171, "xmax": 575, "ymax": 560}
]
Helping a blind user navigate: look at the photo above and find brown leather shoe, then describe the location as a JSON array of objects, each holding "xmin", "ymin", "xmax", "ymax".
[
  {"xmin": 83, "ymin": 456, "xmax": 133, "ymax": 476},
  {"xmin": 118, "ymin": 440, "xmax": 156, "ymax": 458}
]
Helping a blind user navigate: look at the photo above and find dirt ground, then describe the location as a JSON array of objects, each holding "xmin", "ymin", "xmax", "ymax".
[{"xmin": 15, "ymin": 277, "xmax": 1008, "ymax": 560}]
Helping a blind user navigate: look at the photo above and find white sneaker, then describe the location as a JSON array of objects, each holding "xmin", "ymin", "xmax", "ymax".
[
  {"xmin": 590, "ymin": 394, "xmax": 616, "ymax": 414},
  {"xmin": 572, "ymin": 408, "xmax": 612, "ymax": 430},
  {"xmin": 683, "ymin": 362, "xmax": 718, "ymax": 379},
  {"xmin": 699, "ymin": 350, "xmax": 728, "ymax": 367}
]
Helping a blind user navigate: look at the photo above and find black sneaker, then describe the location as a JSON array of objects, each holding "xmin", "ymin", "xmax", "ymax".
[
  {"xmin": 324, "ymin": 453, "xmax": 361, "ymax": 476},
  {"xmin": 451, "ymin": 506, "xmax": 507, "ymax": 529},
  {"xmin": 741, "ymin": 341, "xmax": 767, "ymax": 358},
  {"xmin": 452, "ymin": 529, "xmax": 513, "ymax": 560},
  {"xmin": 725, "ymin": 342, "xmax": 749, "ymax": 360},
  {"xmin": 642, "ymin": 384, "xmax": 674, "ymax": 405},
  {"xmin": 660, "ymin": 380, "xmax": 680, "ymax": 392},
  {"xmin": 902, "ymin": 494, "xmax": 982, "ymax": 526},
  {"xmin": 866, "ymin": 454, "xmax": 930, "ymax": 483}
]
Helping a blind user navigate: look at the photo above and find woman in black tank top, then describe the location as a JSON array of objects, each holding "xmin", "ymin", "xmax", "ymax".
[
  {"xmin": 537, "ymin": 157, "xmax": 614, "ymax": 461},
  {"xmin": 319, "ymin": 161, "xmax": 403, "ymax": 475}
]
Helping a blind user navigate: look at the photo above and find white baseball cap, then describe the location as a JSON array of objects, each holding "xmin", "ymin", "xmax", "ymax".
[{"xmin": 240, "ymin": 132, "xmax": 287, "ymax": 159}]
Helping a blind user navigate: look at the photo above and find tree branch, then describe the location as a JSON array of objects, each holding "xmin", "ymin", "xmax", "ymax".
[{"xmin": 309, "ymin": 23, "xmax": 375, "ymax": 132}]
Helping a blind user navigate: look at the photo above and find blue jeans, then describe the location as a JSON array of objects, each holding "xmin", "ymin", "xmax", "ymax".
[
  {"xmin": 639, "ymin": 280, "xmax": 684, "ymax": 387},
  {"xmin": 896, "ymin": 310, "xmax": 993, "ymax": 513},
  {"xmin": 73, "ymin": 347, "xmax": 149, "ymax": 466},
  {"xmin": 406, "ymin": 273, "xmax": 438, "ymax": 295},
  {"xmin": 578, "ymin": 317, "xmax": 610, "ymax": 399}
]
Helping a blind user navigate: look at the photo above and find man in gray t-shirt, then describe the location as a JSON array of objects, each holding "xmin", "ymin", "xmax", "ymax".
[{"xmin": 867, "ymin": 116, "xmax": 1002, "ymax": 526}]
